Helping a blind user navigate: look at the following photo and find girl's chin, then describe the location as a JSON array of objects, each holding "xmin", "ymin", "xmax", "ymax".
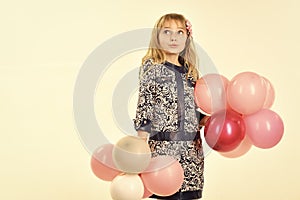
[{"xmin": 164, "ymin": 50, "xmax": 181, "ymax": 55}]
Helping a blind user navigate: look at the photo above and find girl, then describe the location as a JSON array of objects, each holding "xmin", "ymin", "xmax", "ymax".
[{"xmin": 134, "ymin": 13, "xmax": 207, "ymax": 200}]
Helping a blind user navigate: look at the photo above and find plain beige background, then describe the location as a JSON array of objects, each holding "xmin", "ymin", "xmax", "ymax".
[{"xmin": 1, "ymin": 0, "xmax": 299, "ymax": 199}]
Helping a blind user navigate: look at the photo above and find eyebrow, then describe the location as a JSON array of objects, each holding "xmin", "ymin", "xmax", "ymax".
[{"xmin": 162, "ymin": 26, "xmax": 185, "ymax": 30}]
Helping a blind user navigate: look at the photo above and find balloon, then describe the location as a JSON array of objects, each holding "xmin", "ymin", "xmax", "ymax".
[
  {"xmin": 204, "ymin": 109, "xmax": 246, "ymax": 152},
  {"xmin": 90, "ymin": 144, "xmax": 121, "ymax": 181},
  {"xmin": 112, "ymin": 136, "xmax": 151, "ymax": 173},
  {"xmin": 227, "ymin": 72, "xmax": 267, "ymax": 115},
  {"xmin": 261, "ymin": 76, "xmax": 275, "ymax": 108},
  {"xmin": 110, "ymin": 174, "xmax": 144, "ymax": 200},
  {"xmin": 244, "ymin": 109, "xmax": 284, "ymax": 149},
  {"xmin": 140, "ymin": 156, "xmax": 184, "ymax": 196},
  {"xmin": 194, "ymin": 74, "xmax": 229, "ymax": 114},
  {"xmin": 139, "ymin": 174, "xmax": 153, "ymax": 199},
  {"xmin": 219, "ymin": 134, "xmax": 252, "ymax": 158}
]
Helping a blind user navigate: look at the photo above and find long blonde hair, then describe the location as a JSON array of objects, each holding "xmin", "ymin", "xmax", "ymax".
[{"xmin": 142, "ymin": 13, "xmax": 199, "ymax": 81}]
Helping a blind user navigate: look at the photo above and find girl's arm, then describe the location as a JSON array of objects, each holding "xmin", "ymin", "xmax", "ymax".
[{"xmin": 134, "ymin": 60, "xmax": 154, "ymax": 142}]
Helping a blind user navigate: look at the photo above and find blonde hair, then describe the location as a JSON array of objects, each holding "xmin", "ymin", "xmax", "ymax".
[{"xmin": 142, "ymin": 13, "xmax": 199, "ymax": 81}]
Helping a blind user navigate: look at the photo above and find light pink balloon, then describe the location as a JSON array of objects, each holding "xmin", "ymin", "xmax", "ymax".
[
  {"xmin": 227, "ymin": 72, "xmax": 267, "ymax": 115},
  {"xmin": 261, "ymin": 76, "xmax": 275, "ymax": 108},
  {"xmin": 219, "ymin": 134, "xmax": 252, "ymax": 158},
  {"xmin": 194, "ymin": 74, "xmax": 229, "ymax": 114},
  {"xmin": 140, "ymin": 156, "xmax": 184, "ymax": 196},
  {"xmin": 244, "ymin": 109, "xmax": 284, "ymax": 149},
  {"xmin": 90, "ymin": 144, "xmax": 121, "ymax": 181}
]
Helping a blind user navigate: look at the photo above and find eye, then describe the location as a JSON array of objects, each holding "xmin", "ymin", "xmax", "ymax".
[
  {"xmin": 163, "ymin": 29, "xmax": 171, "ymax": 34},
  {"xmin": 177, "ymin": 30, "xmax": 184, "ymax": 35}
]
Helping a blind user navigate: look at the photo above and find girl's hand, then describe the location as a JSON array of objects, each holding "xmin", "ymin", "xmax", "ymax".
[
  {"xmin": 199, "ymin": 116, "xmax": 210, "ymax": 128},
  {"xmin": 137, "ymin": 130, "xmax": 149, "ymax": 142}
]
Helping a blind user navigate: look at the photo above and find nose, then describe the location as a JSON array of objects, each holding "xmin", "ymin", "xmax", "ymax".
[{"xmin": 170, "ymin": 32, "xmax": 177, "ymax": 41}]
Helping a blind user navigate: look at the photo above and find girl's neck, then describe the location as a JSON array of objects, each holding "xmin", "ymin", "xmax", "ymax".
[{"xmin": 165, "ymin": 54, "xmax": 181, "ymax": 66}]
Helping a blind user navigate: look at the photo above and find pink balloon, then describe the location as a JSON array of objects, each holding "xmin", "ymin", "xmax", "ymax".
[
  {"xmin": 204, "ymin": 109, "xmax": 246, "ymax": 152},
  {"xmin": 227, "ymin": 72, "xmax": 267, "ymax": 115},
  {"xmin": 244, "ymin": 109, "xmax": 284, "ymax": 149},
  {"xmin": 219, "ymin": 134, "xmax": 252, "ymax": 158},
  {"xmin": 194, "ymin": 74, "xmax": 229, "ymax": 114},
  {"xmin": 90, "ymin": 144, "xmax": 122, "ymax": 181},
  {"xmin": 140, "ymin": 156, "xmax": 184, "ymax": 196},
  {"xmin": 139, "ymin": 174, "xmax": 153, "ymax": 199},
  {"xmin": 261, "ymin": 76, "xmax": 275, "ymax": 108}
]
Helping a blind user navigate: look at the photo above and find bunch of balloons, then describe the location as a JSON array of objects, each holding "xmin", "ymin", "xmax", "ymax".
[
  {"xmin": 90, "ymin": 136, "xmax": 184, "ymax": 200},
  {"xmin": 194, "ymin": 72, "xmax": 284, "ymax": 158}
]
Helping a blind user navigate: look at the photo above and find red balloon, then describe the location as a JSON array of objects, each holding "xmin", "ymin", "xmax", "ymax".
[
  {"xmin": 204, "ymin": 109, "xmax": 246, "ymax": 152},
  {"xmin": 90, "ymin": 144, "xmax": 122, "ymax": 181},
  {"xmin": 219, "ymin": 134, "xmax": 252, "ymax": 158}
]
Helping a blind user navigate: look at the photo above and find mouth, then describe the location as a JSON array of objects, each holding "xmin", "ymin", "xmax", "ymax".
[{"xmin": 169, "ymin": 44, "xmax": 179, "ymax": 48}]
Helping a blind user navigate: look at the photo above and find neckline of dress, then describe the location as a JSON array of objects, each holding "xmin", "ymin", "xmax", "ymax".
[{"xmin": 164, "ymin": 61, "xmax": 187, "ymax": 74}]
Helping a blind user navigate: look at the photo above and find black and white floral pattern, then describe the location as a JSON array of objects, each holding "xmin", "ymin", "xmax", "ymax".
[
  {"xmin": 133, "ymin": 59, "xmax": 204, "ymax": 195},
  {"xmin": 134, "ymin": 59, "xmax": 199, "ymax": 133},
  {"xmin": 149, "ymin": 139, "xmax": 204, "ymax": 192}
]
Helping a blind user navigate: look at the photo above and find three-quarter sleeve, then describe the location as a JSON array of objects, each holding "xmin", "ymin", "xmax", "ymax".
[{"xmin": 133, "ymin": 60, "xmax": 156, "ymax": 131}]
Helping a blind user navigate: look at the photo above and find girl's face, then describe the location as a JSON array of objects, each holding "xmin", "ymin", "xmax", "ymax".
[{"xmin": 158, "ymin": 20, "xmax": 188, "ymax": 56}]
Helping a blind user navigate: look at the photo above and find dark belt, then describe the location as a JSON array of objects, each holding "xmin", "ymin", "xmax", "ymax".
[
  {"xmin": 150, "ymin": 189, "xmax": 202, "ymax": 199},
  {"xmin": 149, "ymin": 131, "xmax": 200, "ymax": 141}
]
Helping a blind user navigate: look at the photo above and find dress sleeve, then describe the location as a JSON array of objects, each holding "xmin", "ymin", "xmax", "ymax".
[{"xmin": 133, "ymin": 60, "xmax": 156, "ymax": 132}]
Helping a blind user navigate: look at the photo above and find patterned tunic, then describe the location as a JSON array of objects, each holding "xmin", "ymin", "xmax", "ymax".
[{"xmin": 134, "ymin": 59, "xmax": 205, "ymax": 199}]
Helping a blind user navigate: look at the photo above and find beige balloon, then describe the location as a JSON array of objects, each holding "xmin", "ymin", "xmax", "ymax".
[
  {"xmin": 112, "ymin": 136, "xmax": 151, "ymax": 173},
  {"xmin": 110, "ymin": 174, "xmax": 144, "ymax": 200}
]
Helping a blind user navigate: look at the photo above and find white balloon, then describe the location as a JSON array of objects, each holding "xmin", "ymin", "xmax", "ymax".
[
  {"xmin": 110, "ymin": 174, "xmax": 144, "ymax": 200},
  {"xmin": 112, "ymin": 136, "xmax": 151, "ymax": 173}
]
